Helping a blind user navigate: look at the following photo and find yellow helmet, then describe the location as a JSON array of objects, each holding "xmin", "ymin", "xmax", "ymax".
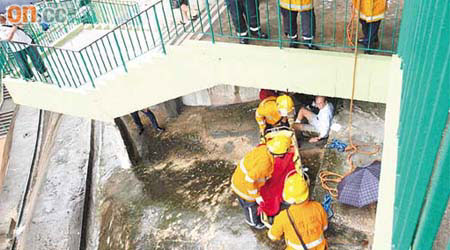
[
  {"xmin": 276, "ymin": 95, "xmax": 294, "ymax": 116},
  {"xmin": 266, "ymin": 135, "xmax": 291, "ymax": 155},
  {"xmin": 283, "ymin": 172, "xmax": 309, "ymax": 204}
]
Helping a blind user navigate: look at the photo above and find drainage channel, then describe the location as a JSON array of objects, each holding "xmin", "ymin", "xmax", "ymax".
[{"xmin": 9, "ymin": 114, "xmax": 95, "ymax": 250}]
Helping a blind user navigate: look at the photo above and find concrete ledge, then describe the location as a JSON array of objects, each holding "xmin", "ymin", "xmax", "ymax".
[{"xmin": 5, "ymin": 40, "xmax": 395, "ymax": 122}]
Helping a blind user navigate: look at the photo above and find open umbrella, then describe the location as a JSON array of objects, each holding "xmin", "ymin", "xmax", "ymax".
[{"xmin": 337, "ymin": 160, "xmax": 381, "ymax": 208}]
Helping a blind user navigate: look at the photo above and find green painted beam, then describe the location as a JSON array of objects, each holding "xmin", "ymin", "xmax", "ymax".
[{"xmin": 413, "ymin": 123, "xmax": 450, "ymax": 249}]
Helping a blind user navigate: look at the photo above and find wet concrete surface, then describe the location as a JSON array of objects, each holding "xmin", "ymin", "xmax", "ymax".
[{"xmin": 92, "ymin": 99, "xmax": 384, "ymax": 249}]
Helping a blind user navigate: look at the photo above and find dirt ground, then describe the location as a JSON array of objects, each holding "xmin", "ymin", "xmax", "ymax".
[
  {"xmin": 198, "ymin": 0, "xmax": 403, "ymax": 54},
  {"xmin": 94, "ymin": 98, "xmax": 385, "ymax": 249}
]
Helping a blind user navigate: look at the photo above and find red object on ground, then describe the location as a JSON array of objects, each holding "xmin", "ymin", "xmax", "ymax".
[
  {"xmin": 259, "ymin": 89, "xmax": 277, "ymax": 100},
  {"xmin": 259, "ymin": 149, "xmax": 296, "ymax": 216}
]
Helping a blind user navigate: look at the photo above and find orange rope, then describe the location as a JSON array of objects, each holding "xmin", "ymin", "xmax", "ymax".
[
  {"xmin": 347, "ymin": 3, "xmax": 357, "ymax": 47},
  {"xmin": 319, "ymin": 1, "xmax": 381, "ymax": 198}
]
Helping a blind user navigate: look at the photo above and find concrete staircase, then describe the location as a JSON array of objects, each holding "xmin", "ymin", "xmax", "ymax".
[{"xmin": 0, "ymin": 85, "xmax": 14, "ymax": 138}]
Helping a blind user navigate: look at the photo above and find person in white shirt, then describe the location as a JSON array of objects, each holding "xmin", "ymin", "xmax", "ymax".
[
  {"xmin": 294, "ymin": 96, "xmax": 334, "ymax": 143},
  {"xmin": 0, "ymin": 13, "xmax": 48, "ymax": 81}
]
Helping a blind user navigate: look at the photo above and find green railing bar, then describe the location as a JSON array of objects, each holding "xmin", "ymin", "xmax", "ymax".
[
  {"xmin": 72, "ymin": 52, "xmax": 86, "ymax": 83},
  {"xmin": 65, "ymin": 51, "xmax": 83, "ymax": 87},
  {"xmin": 118, "ymin": 28, "xmax": 131, "ymax": 61},
  {"xmin": 245, "ymin": 0, "xmax": 251, "ymax": 36},
  {"xmin": 84, "ymin": 46, "xmax": 98, "ymax": 78},
  {"xmin": 89, "ymin": 46, "xmax": 101, "ymax": 77},
  {"xmin": 276, "ymin": 0, "xmax": 283, "ymax": 48},
  {"xmin": 265, "ymin": 0, "xmax": 271, "ymax": 38},
  {"xmin": 106, "ymin": 34, "xmax": 120, "ymax": 68},
  {"xmin": 57, "ymin": 50, "xmax": 75, "ymax": 87},
  {"xmin": 216, "ymin": 0, "xmax": 224, "ymax": 35},
  {"xmin": 40, "ymin": 48, "xmax": 61, "ymax": 87},
  {"xmin": 205, "ymin": 0, "xmax": 215, "ymax": 43},
  {"xmin": 160, "ymin": 4, "xmax": 172, "ymax": 40},
  {"xmin": 195, "ymin": 0, "xmax": 205, "ymax": 32},
  {"xmin": 168, "ymin": 5, "xmax": 180, "ymax": 36},
  {"xmin": 153, "ymin": 7, "xmax": 167, "ymax": 54},
  {"xmin": 48, "ymin": 48, "xmax": 67, "ymax": 87},
  {"xmin": 131, "ymin": 15, "xmax": 144, "ymax": 54},
  {"xmin": 100, "ymin": 39, "xmax": 114, "ymax": 70},
  {"xmin": 94, "ymin": 41, "xmax": 108, "ymax": 73},
  {"xmin": 124, "ymin": 23, "xmax": 137, "ymax": 58},
  {"xmin": 226, "ymin": 3, "xmax": 233, "ymax": 36},
  {"xmin": 80, "ymin": 49, "xmax": 95, "ymax": 88},
  {"xmin": 255, "ymin": 0, "xmax": 261, "ymax": 37},
  {"xmin": 113, "ymin": 31, "xmax": 128, "ymax": 72},
  {"xmin": 343, "ymin": 0, "xmax": 349, "ymax": 47},
  {"xmin": 145, "ymin": 11, "xmax": 157, "ymax": 46},
  {"xmin": 391, "ymin": 2, "xmax": 400, "ymax": 53},
  {"xmin": 321, "ymin": 0, "xmax": 325, "ymax": 43}
]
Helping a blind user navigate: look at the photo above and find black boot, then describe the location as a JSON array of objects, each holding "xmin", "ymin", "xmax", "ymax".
[
  {"xmin": 239, "ymin": 37, "xmax": 249, "ymax": 44},
  {"xmin": 250, "ymin": 30, "xmax": 268, "ymax": 39},
  {"xmin": 304, "ymin": 40, "xmax": 319, "ymax": 50},
  {"xmin": 289, "ymin": 37, "xmax": 299, "ymax": 48}
]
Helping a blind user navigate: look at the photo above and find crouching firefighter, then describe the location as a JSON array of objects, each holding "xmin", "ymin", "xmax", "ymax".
[
  {"xmin": 268, "ymin": 172, "xmax": 328, "ymax": 250},
  {"xmin": 256, "ymin": 95, "xmax": 295, "ymax": 143},
  {"xmin": 231, "ymin": 135, "xmax": 292, "ymax": 229}
]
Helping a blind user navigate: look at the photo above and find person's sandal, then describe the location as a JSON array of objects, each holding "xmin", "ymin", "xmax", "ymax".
[{"xmin": 191, "ymin": 14, "xmax": 198, "ymax": 21}]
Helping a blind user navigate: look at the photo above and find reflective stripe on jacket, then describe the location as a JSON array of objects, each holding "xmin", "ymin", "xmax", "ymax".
[
  {"xmin": 279, "ymin": 0, "xmax": 312, "ymax": 12},
  {"xmin": 268, "ymin": 201, "xmax": 328, "ymax": 250},
  {"xmin": 231, "ymin": 145, "xmax": 274, "ymax": 202},
  {"xmin": 352, "ymin": 0, "xmax": 386, "ymax": 22}
]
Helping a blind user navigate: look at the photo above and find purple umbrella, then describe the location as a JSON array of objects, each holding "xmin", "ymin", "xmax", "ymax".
[{"xmin": 337, "ymin": 160, "xmax": 381, "ymax": 208}]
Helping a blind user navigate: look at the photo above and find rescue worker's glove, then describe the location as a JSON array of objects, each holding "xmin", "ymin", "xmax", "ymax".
[
  {"xmin": 255, "ymin": 196, "xmax": 264, "ymax": 205},
  {"xmin": 259, "ymin": 135, "xmax": 266, "ymax": 144}
]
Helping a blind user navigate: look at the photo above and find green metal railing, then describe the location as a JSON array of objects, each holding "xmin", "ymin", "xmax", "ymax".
[
  {"xmin": 0, "ymin": 0, "xmax": 174, "ymax": 88},
  {"xmin": 28, "ymin": 0, "xmax": 141, "ymax": 46},
  {"xmin": 194, "ymin": 0, "xmax": 403, "ymax": 53},
  {"xmin": 0, "ymin": 0, "xmax": 403, "ymax": 88}
]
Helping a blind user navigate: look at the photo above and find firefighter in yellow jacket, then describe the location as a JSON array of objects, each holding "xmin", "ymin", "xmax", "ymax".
[
  {"xmin": 256, "ymin": 95, "xmax": 295, "ymax": 143},
  {"xmin": 353, "ymin": 0, "xmax": 387, "ymax": 53},
  {"xmin": 279, "ymin": 0, "xmax": 319, "ymax": 49},
  {"xmin": 231, "ymin": 135, "xmax": 292, "ymax": 229},
  {"xmin": 268, "ymin": 173, "xmax": 328, "ymax": 249}
]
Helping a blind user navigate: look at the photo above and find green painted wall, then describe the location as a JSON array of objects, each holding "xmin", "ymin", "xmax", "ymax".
[{"xmin": 393, "ymin": 0, "xmax": 450, "ymax": 249}]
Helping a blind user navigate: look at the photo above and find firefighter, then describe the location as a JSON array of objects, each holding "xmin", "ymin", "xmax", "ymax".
[
  {"xmin": 225, "ymin": 0, "xmax": 268, "ymax": 44},
  {"xmin": 256, "ymin": 95, "xmax": 295, "ymax": 143},
  {"xmin": 231, "ymin": 135, "xmax": 292, "ymax": 229},
  {"xmin": 279, "ymin": 0, "xmax": 319, "ymax": 49},
  {"xmin": 353, "ymin": 0, "xmax": 387, "ymax": 53},
  {"xmin": 268, "ymin": 172, "xmax": 328, "ymax": 249}
]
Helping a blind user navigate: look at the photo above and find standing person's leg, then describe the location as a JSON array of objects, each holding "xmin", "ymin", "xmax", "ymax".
[
  {"xmin": 245, "ymin": 0, "xmax": 267, "ymax": 38},
  {"xmin": 366, "ymin": 20, "xmax": 381, "ymax": 49},
  {"xmin": 13, "ymin": 50, "xmax": 34, "ymax": 80},
  {"xmin": 131, "ymin": 111, "xmax": 145, "ymax": 134},
  {"xmin": 27, "ymin": 45, "xmax": 48, "ymax": 76},
  {"xmin": 359, "ymin": 18, "xmax": 368, "ymax": 44},
  {"xmin": 300, "ymin": 9, "xmax": 318, "ymax": 49},
  {"xmin": 281, "ymin": 8, "xmax": 298, "ymax": 47},
  {"xmin": 180, "ymin": 4, "xmax": 190, "ymax": 23},
  {"xmin": 226, "ymin": 0, "xmax": 249, "ymax": 43},
  {"xmin": 237, "ymin": 196, "xmax": 264, "ymax": 229},
  {"xmin": 143, "ymin": 109, "xmax": 164, "ymax": 132}
]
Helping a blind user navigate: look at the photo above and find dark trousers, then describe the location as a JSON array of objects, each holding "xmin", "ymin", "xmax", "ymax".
[
  {"xmin": 281, "ymin": 8, "xmax": 315, "ymax": 41},
  {"xmin": 225, "ymin": 0, "xmax": 261, "ymax": 35},
  {"xmin": 237, "ymin": 196, "xmax": 262, "ymax": 227},
  {"xmin": 359, "ymin": 19, "xmax": 381, "ymax": 48},
  {"xmin": 13, "ymin": 46, "xmax": 47, "ymax": 80},
  {"xmin": 131, "ymin": 110, "xmax": 160, "ymax": 131}
]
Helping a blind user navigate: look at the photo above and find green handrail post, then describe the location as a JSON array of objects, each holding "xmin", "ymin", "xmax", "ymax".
[
  {"xmin": 80, "ymin": 49, "xmax": 96, "ymax": 88},
  {"xmin": 276, "ymin": 0, "xmax": 283, "ymax": 48},
  {"xmin": 153, "ymin": 7, "xmax": 167, "ymax": 54},
  {"xmin": 113, "ymin": 31, "xmax": 128, "ymax": 72},
  {"xmin": 205, "ymin": 0, "xmax": 216, "ymax": 43}
]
